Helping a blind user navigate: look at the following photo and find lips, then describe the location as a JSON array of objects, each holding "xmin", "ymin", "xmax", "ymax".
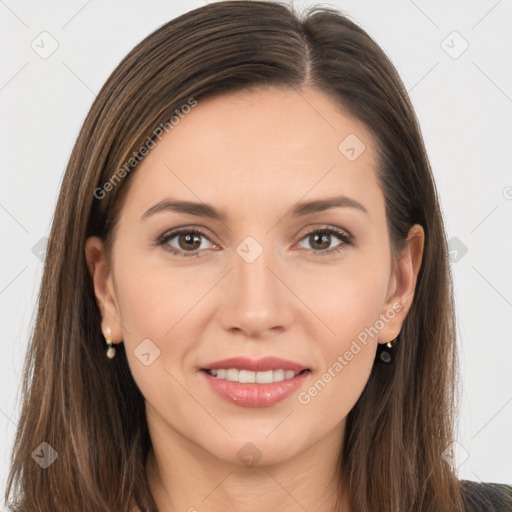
[
  {"xmin": 199, "ymin": 356, "xmax": 312, "ymax": 408},
  {"xmin": 201, "ymin": 356, "xmax": 309, "ymax": 373}
]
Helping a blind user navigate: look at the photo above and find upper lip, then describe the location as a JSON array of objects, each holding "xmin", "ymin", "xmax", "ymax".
[{"xmin": 201, "ymin": 356, "xmax": 309, "ymax": 373}]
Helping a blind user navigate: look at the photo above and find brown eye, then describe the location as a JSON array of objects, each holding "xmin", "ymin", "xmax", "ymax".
[
  {"xmin": 157, "ymin": 228, "xmax": 215, "ymax": 257},
  {"xmin": 308, "ymin": 232, "xmax": 332, "ymax": 251},
  {"xmin": 297, "ymin": 227, "xmax": 353, "ymax": 256},
  {"xmin": 176, "ymin": 233, "xmax": 202, "ymax": 251}
]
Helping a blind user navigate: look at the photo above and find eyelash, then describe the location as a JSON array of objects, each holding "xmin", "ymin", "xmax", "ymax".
[{"xmin": 155, "ymin": 226, "xmax": 354, "ymax": 258}]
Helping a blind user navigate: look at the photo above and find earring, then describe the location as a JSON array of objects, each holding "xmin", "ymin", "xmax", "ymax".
[
  {"xmin": 378, "ymin": 330, "xmax": 398, "ymax": 363},
  {"xmin": 104, "ymin": 326, "xmax": 116, "ymax": 359}
]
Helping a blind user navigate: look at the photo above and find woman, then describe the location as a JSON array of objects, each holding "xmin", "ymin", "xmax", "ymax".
[{"xmin": 4, "ymin": 1, "xmax": 511, "ymax": 511}]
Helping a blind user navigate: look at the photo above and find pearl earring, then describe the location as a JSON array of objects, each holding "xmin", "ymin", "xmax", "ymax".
[{"xmin": 104, "ymin": 325, "xmax": 116, "ymax": 359}]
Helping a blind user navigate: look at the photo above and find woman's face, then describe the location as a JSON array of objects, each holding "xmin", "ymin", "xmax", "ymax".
[{"xmin": 86, "ymin": 86, "xmax": 423, "ymax": 467}]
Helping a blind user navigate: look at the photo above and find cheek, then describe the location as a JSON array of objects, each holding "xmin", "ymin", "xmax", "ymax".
[
  {"xmin": 110, "ymin": 254, "xmax": 185, "ymax": 385},
  {"xmin": 296, "ymin": 285, "xmax": 383, "ymax": 433},
  {"xmin": 111, "ymin": 252, "xmax": 221, "ymax": 407},
  {"xmin": 295, "ymin": 254, "xmax": 389, "ymax": 417},
  {"xmin": 299, "ymin": 253, "xmax": 390, "ymax": 344},
  {"xmin": 295, "ymin": 341, "xmax": 375, "ymax": 447},
  {"xmin": 113, "ymin": 248, "xmax": 204, "ymax": 344}
]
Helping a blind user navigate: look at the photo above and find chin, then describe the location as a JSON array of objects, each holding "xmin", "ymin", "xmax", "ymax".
[{"xmin": 200, "ymin": 431, "xmax": 306, "ymax": 468}]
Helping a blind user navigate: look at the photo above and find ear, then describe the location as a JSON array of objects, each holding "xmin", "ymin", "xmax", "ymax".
[
  {"xmin": 85, "ymin": 236, "xmax": 123, "ymax": 344},
  {"xmin": 378, "ymin": 224, "xmax": 425, "ymax": 344}
]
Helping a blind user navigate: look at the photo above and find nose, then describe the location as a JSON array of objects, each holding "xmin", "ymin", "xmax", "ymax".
[{"xmin": 218, "ymin": 237, "xmax": 291, "ymax": 338}]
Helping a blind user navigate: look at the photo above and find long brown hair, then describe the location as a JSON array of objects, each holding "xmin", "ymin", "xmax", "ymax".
[{"xmin": 4, "ymin": 2, "xmax": 465, "ymax": 510}]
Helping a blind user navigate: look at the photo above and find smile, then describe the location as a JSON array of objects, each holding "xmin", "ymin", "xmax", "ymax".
[
  {"xmin": 204, "ymin": 368, "xmax": 307, "ymax": 383},
  {"xmin": 199, "ymin": 356, "xmax": 312, "ymax": 408}
]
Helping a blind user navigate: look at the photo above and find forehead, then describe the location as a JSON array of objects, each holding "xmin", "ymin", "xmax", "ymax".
[{"xmin": 117, "ymin": 86, "xmax": 382, "ymax": 222}]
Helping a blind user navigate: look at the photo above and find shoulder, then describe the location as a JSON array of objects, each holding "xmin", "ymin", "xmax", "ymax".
[{"xmin": 460, "ymin": 480, "xmax": 512, "ymax": 512}]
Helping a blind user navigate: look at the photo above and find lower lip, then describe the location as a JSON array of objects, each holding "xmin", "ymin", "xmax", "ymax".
[{"xmin": 200, "ymin": 370, "xmax": 311, "ymax": 408}]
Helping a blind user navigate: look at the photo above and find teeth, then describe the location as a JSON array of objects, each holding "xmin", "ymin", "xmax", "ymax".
[
  {"xmin": 226, "ymin": 368, "xmax": 238, "ymax": 381},
  {"xmin": 207, "ymin": 368, "xmax": 303, "ymax": 383},
  {"xmin": 239, "ymin": 370, "xmax": 255, "ymax": 383},
  {"xmin": 273, "ymin": 369, "xmax": 285, "ymax": 382},
  {"xmin": 255, "ymin": 370, "xmax": 273, "ymax": 384}
]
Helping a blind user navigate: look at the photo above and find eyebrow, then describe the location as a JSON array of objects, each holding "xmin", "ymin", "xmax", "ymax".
[{"xmin": 141, "ymin": 195, "xmax": 368, "ymax": 222}]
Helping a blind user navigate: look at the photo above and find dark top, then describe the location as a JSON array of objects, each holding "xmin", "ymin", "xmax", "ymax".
[
  {"xmin": 128, "ymin": 480, "xmax": 511, "ymax": 511},
  {"xmin": 460, "ymin": 480, "xmax": 512, "ymax": 511}
]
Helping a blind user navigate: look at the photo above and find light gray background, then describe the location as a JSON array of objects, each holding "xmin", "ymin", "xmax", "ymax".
[{"xmin": 1, "ymin": 0, "xmax": 511, "ymax": 498}]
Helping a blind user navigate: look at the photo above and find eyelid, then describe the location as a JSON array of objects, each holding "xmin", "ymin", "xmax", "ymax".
[
  {"xmin": 295, "ymin": 225, "xmax": 354, "ymax": 254},
  {"xmin": 155, "ymin": 226, "xmax": 218, "ymax": 250},
  {"xmin": 297, "ymin": 224, "xmax": 353, "ymax": 242},
  {"xmin": 156, "ymin": 223, "xmax": 355, "ymax": 257}
]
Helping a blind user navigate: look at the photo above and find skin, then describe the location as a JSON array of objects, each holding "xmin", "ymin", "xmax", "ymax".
[{"xmin": 86, "ymin": 86, "xmax": 424, "ymax": 512}]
